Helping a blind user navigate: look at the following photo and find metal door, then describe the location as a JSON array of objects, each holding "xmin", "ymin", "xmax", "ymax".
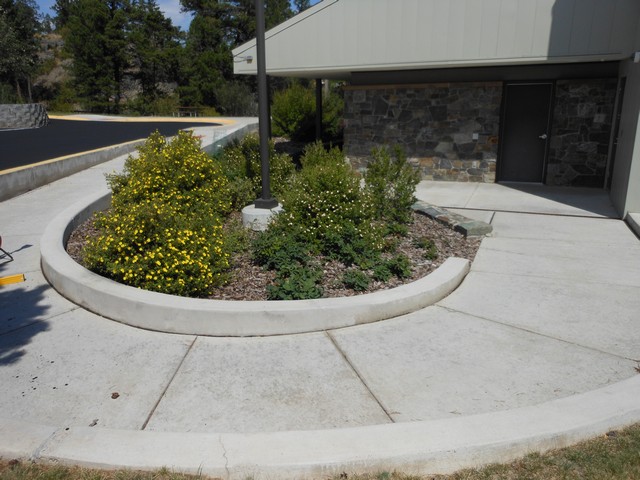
[{"xmin": 498, "ymin": 83, "xmax": 553, "ymax": 182}]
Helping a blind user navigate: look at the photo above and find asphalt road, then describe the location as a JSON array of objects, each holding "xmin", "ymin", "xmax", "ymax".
[{"xmin": 0, "ymin": 119, "xmax": 216, "ymax": 171}]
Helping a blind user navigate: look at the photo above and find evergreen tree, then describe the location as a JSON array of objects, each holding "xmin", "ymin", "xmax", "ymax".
[
  {"xmin": 178, "ymin": 0, "xmax": 294, "ymax": 111},
  {"xmin": 129, "ymin": 0, "xmax": 181, "ymax": 106},
  {"xmin": 52, "ymin": 0, "xmax": 76, "ymax": 31},
  {"xmin": 64, "ymin": 0, "xmax": 130, "ymax": 112},
  {"xmin": 0, "ymin": 0, "xmax": 40, "ymax": 102},
  {"xmin": 178, "ymin": 2, "xmax": 231, "ymax": 107},
  {"xmin": 292, "ymin": 0, "xmax": 310, "ymax": 14}
]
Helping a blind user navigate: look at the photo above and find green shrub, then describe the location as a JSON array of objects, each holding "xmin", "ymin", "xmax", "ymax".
[
  {"xmin": 216, "ymin": 81, "xmax": 257, "ymax": 116},
  {"xmin": 386, "ymin": 254, "xmax": 412, "ymax": 279},
  {"xmin": 252, "ymin": 227, "xmax": 311, "ymax": 271},
  {"xmin": 273, "ymin": 143, "xmax": 383, "ymax": 263},
  {"xmin": 271, "ymin": 83, "xmax": 315, "ymax": 141},
  {"xmin": 415, "ymin": 237, "xmax": 438, "ymax": 260},
  {"xmin": 84, "ymin": 131, "xmax": 232, "ymax": 297},
  {"xmin": 271, "ymin": 82, "xmax": 344, "ymax": 142},
  {"xmin": 364, "ymin": 146, "xmax": 421, "ymax": 230},
  {"xmin": 371, "ymin": 262, "xmax": 393, "ymax": 282},
  {"xmin": 217, "ymin": 133, "xmax": 295, "ymax": 208},
  {"xmin": 342, "ymin": 269, "xmax": 370, "ymax": 291},
  {"xmin": 266, "ymin": 264, "xmax": 324, "ymax": 300}
]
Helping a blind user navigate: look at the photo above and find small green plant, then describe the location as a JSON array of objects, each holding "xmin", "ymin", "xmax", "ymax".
[
  {"xmin": 386, "ymin": 254, "xmax": 412, "ymax": 279},
  {"xmin": 342, "ymin": 269, "xmax": 370, "ymax": 291},
  {"xmin": 266, "ymin": 264, "xmax": 324, "ymax": 300},
  {"xmin": 415, "ymin": 237, "xmax": 438, "ymax": 260},
  {"xmin": 371, "ymin": 262, "xmax": 393, "ymax": 282},
  {"xmin": 252, "ymin": 227, "xmax": 311, "ymax": 271}
]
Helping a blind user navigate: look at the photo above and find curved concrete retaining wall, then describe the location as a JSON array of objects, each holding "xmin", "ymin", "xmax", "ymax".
[
  {"xmin": 0, "ymin": 103, "xmax": 49, "ymax": 130},
  {"xmin": 41, "ymin": 191, "xmax": 471, "ymax": 337}
]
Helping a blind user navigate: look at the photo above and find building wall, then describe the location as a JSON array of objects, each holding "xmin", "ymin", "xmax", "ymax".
[
  {"xmin": 546, "ymin": 78, "xmax": 617, "ymax": 187},
  {"xmin": 344, "ymin": 83, "xmax": 502, "ymax": 182},
  {"xmin": 611, "ymin": 59, "xmax": 640, "ymax": 216},
  {"xmin": 344, "ymin": 78, "xmax": 618, "ymax": 187}
]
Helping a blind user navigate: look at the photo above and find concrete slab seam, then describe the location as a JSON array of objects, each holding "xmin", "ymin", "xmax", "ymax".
[
  {"xmin": 437, "ymin": 303, "xmax": 638, "ymax": 363},
  {"xmin": 141, "ymin": 337, "xmax": 198, "ymax": 430},
  {"xmin": 325, "ymin": 331, "xmax": 395, "ymax": 423}
]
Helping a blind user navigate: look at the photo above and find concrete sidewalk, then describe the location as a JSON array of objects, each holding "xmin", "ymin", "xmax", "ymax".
[{"xmin": 0, "ymin": 133, "xmax": 639, "ymax": 477}]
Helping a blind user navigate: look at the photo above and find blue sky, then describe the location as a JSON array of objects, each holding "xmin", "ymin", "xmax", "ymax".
[{"xmin": 35, "ymin": 0, "xmax": 320, "ymax": 32}]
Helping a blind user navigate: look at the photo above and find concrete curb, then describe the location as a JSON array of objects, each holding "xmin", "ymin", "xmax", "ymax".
[
  {"xmin": 41, "ymin": 191, "xmax": 470, "ymax": 337},
  {"xmin": 626, "ymin": 213, "xmax": 640, "ymax": 238},
  {"xmin": 0, "ymin": 140, "xmax": 144, "ymax": 202},
  {"xmin": 3, "ymin": 376, "xmax": 640, "ymax": 478}
]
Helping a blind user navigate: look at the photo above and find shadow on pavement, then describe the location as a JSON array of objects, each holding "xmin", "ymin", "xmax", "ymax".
[
  {"xmin": 499, "ymin": 182, "xmax": 619, "ymax": 218},
  {"xmin": 0, "ymin": 260, "xmax": 50, "ymax": 366}
]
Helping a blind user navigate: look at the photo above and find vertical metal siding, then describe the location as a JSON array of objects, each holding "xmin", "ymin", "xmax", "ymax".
[
  {"xmin": 589, "ymin": 1, "xmax": 615, "ymax": 53},
  {"xmin": 569, "ymin": 0, "xmax": 595, "ymax": 54},
  {"xmin": 233, "ymin": 0, "xmax": 640, "ymax": 76},
  {"xmin": 479, "ymin": 0, "xmax": 501, "ymax": 59}
]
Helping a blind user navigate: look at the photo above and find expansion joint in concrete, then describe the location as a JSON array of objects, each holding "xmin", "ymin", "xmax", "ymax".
[
  {"xmin": 325, "ymin": 331, "xmax": 395, "ymax": 423},
  {"xmin": 141, "ymin": 336, "xmax": 198, "ymax": 430},
  {"xmin": 29, "ymin": 427, "xmax": 64, "ymax": 462},
  {"xmin": 438, "ymin": 305, "xmax": 638, "ymax": 363}
]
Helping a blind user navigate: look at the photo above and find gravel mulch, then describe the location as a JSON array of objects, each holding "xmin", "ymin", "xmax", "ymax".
[{"xmin": 66, "ymin": 211, "xmax": 482, "ymax": 301}]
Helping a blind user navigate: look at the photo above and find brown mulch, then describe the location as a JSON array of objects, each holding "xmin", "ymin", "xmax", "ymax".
[{"xmin": 66, "ymin": 211, "xmax": 481, "ymax": 301}]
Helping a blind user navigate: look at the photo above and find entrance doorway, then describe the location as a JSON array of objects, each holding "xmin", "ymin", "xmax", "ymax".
[{"xmin": 498, "ymin": 82, "xmax": 553, "ymax": 182}]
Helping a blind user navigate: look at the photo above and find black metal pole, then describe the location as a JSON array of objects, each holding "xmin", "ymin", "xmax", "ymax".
[
  {"xmin": 254, "ymin": 0, "xmax": 278, "ymax": 209},
  {"xmin": 315, "ymin": 78, "xmax": 323, "ymax": 141}
]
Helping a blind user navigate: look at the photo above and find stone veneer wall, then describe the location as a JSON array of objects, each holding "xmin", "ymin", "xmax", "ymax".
[
  {"xmin": 0, "ymin": 103, "xmax": 49, "ymax": 130},
  {"xmin": 344, "ymin": 83, "xmax": 502, "ymax": 182},
  {"xmin": 546, "ymin": 78, "xmax": 617, "ymax": 187}
]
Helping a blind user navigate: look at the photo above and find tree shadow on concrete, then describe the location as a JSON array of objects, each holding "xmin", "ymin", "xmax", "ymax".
[{"xmin": 0, "ymin": 260, "xmax": 50, "ymax": 366}]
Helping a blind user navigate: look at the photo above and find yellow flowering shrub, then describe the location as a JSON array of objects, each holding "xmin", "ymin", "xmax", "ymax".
[{"xmin": 84, "ymin": 131, "xmax": 232, "ymax": 297}]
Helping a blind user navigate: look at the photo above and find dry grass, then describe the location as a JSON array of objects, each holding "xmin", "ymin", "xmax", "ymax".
[{"xmin": 2, "ymin": 424, "xmax": 639, "ymax": 480}]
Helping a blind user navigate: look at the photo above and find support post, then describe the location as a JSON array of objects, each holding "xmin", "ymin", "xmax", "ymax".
[
  {"xmin": 254, "ymin": 0, "xmax": 278, "ymax": 209},
  {"xmin": 315, "ymin": 78, "xmax": 323, "ymax": 141}
]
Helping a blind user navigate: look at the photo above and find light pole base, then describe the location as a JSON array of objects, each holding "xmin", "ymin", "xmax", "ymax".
[
  {"xmin": 242, "ymin": 203, "xmax": 282, "ymax": 231},
  {"xmin": 254, "ymin": 197, "xmax": 279, "ymax": 209}
]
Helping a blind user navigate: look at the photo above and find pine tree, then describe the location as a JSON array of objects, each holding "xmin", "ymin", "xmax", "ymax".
[
  {"xmin": 129, "ymin": 0, "xmax": 181, "ymax": 106},
  {"xmin": 0, "ymin": 0, "xmax": 40, "ymax": 102},
  {"xmin": 177, "ymin": 0, "xmax": 294, "ymax": 111},
  {"xmin": 64, "ymin": 0, "xmax": 130, "ymax": 112},
  {"xmin": 292, "ymin": 0, "xmax": 310, "ymax": 14}
]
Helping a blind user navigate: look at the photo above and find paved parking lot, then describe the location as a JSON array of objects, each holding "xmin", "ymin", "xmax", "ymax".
[{"xmin": 0, "ymin": 118, "xmax": 216, "ymax": 171}]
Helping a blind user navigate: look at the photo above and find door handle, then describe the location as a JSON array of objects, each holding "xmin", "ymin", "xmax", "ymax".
[{"xmin": 539, "ymin": 134, "xmax": 548, "ymax": 140}]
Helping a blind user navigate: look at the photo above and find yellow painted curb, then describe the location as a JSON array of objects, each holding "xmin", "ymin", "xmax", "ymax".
[
  {"xmin": 48, "ymin": 115, "xmax": 235, "ymax": 125},
  {"xmin": 0, "ymin": 274, "xmax": 25, "ymax": 286}
]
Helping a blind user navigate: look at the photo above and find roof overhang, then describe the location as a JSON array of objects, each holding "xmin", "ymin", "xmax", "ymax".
[{"xmin": 233, "ymin": 0, "xmax": 640, "ymax": 81}]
